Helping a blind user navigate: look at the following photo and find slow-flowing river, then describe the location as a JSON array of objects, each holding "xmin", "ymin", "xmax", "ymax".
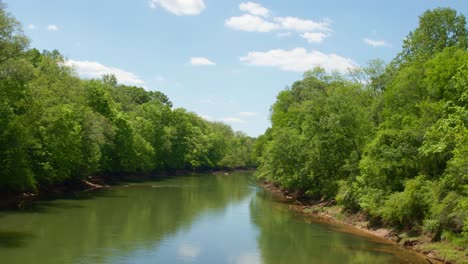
[{"xmin": 0, "ymin": 171, "xmax": 426, "ymax": 264}]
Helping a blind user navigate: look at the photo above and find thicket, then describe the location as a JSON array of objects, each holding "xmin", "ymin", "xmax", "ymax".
[
  {"xmin": 0, "ymin": 3, "xmax": 255, "ymax": 194},
  {"xmin": 254, "ymin": 8, "xmax": 468, "ymax": 245}
]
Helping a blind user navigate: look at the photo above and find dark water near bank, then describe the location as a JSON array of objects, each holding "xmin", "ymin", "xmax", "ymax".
[{"xmin": 0, "ymin": 172, "xmax": 426, "ymax": 264}]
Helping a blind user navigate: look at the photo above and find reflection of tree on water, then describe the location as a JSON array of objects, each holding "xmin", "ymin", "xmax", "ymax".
[
  {"xmin": 0, "ymin": 172, "xmax": 252, "ymax": 264},
  {"xmin": 248, "ymin": 190, "xmax": 426, "ymax": 264},
  {"xmin": 0, "ymin": 231, "xmax": 34, "ymax": 248},
  {"xmin": 0, "ymin": 172, "xmax": 426, "ymax": 264}
]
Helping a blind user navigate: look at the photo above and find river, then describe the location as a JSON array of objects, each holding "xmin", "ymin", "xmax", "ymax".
[{"xmin": 0, "ymin": 171, "xmax": 427, "ymax": 263}]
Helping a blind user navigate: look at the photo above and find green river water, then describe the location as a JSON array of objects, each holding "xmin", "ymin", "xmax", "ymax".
[{"xmin": 0, "ymin": 171, "xmax": 427, "ymax": 264}]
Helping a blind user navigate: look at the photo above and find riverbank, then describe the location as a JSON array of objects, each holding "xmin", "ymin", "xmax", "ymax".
[
  {"xmin": 0, "ymin": 168, "xmax": 255, "ymax": 210},
  {"xmin": 0, "ymin": 176, "xmax": 110, "ymax": 210},
  {"xmin": 261, "ymin": 181, "xmax": 467, "ymax": 264}
]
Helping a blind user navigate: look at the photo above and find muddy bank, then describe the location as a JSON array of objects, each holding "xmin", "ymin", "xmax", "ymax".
[
  {"xmin": 0, "ymin": 169, "xmax": 255, "ymax": 210},
  {"xmin": 261, "ymin": 181, "xmax": 463, "ymax": 264},
  {"xmin": 0, "ymin": 176, "xmax": 109, "ymax": 210}
]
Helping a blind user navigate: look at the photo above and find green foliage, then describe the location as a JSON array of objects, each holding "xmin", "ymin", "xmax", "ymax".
[
  {"xmin": 254, "ymin": 7, "xmax": 468, "ymax": 244},
  {"xmin": 218, "ymin": 132, "xmax": 255, "ymax": 169},
  {"xmin": 335, "ymin": 180, "xmax": 360, "ymax": 212},
  {"xmin": 32, "ymin": 105, "xmax": 85, "ymax": 182},
  {"xmin": 399, "ymin": 7, "xmax": 468, "ymax": 63},
  {"xmin": 256, "ymin": 67, "xmax": 374, "ymax": 198},
  {"xmin": 380, "ymin": 176, "xmax": 434, "ymax": 228},
  {"xmin": 0, "ymin": 2, "xmax": 29, "ymax": 66},
  {"xmin": 0, "ymin": 4, "xmax": 255, "ymax": 194},
  {"xmin": 0, "ymin": 4, "xmax": 34, "ymax": 192},
  {"xmin": 359, "ymin": 128, "xmax": 420, "ymax": 192},
  {"xmin": 85, "ymin": 80, "xmax": 114, "ymax": 118},
  {"xmin": 421, "ymin": 241, "xmax": 468, "ymax": 264}
]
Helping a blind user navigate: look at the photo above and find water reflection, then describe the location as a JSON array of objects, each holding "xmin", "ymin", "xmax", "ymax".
[
  {"xmin": 0, "ymin": 172, "xmax": 426, "ymax": 264},
  {"xmin": 0, "ymin": 173, "xmax": 252, "ymax": 264},
  {"xmin": 249, "ymin": 190, "xmax": 426, "ymax": 264},
  {"xmin": 0, "ymin": 231, "xmax": 34, "ymax": 248}
]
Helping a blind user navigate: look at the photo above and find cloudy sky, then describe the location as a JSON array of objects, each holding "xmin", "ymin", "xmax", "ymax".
[{"xmin": 7, "ymin": 0, "xmax": 468, "ymax": 136}]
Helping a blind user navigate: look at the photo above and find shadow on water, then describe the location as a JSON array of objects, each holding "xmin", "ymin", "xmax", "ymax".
[
  {"xmin": 60, "ymin": 188, "xmax": 127, "ymax": 200},
  {"xmin": 113, "ymin": 173, "xmax": 201, "ymax": 184},
  {"xmin": 0, "ymin": 173, "xmax": 228, "ymax": 217},
  {"xmin": 0, "ymin": 174, "xmax": 210, "ymax": 214},
  {"xmin": 0, "ymin": 231, "xmax": 34, "ymax": 248},
  {"xmin": 27, "ymin": 174, "xmax": 190, "ymax": 206},
  {"xmin": 0, "ymin": 202, "xmax": 85, "ymax": 216},
  {"xmin": 249, "ymin": 190, "xmax": 428, "ymax": 264},
  {"xmin": 0, "ymin": 188, "xmax": 128, "ymax": 216},
  {"xmin": 0, "ymin": 172, "xmax": 256, "ymax": 264}
]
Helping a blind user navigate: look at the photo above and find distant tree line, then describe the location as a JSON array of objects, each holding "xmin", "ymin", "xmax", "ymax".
[
  {"xmin": 254, "ymin": 8, "xmax": 468, "ymax": 247},
  {"xmin": 0, "ymin": 3, "xmax": 255, "ymax": 194}
]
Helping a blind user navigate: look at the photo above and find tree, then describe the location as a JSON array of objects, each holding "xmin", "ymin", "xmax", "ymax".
[
  {"xmin": 0, "ymin": 2, "xmax": 28, "ymax": 66},
  {"xmin": 0, "ymin": 3, "xmax": 35, "ymax": 191},
  {"xmin": 0, "ymin": 3, "xmax": 255, "ymax": 196},
  {"xmin": 102, "ymin": 74, "xmax": 118, "ymax": 87},
  {"xmin": 254, "ymin": 8, "xmax": 468, "ymax": 246},
  {"xmin": 399, "ymin": 8, "xmax": 468, "ymax": 64}
]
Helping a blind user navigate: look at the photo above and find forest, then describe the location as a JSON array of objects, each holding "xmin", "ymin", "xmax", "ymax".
[
  {"xmin": 254, "ymin": 7, "xmax": 468, "ymax": 250},
  {"xmin": 0, "ymin": 3, "xmax": 255, "ymax": 195},
  {"xmin": 1, "ymin": 1, "xmax": 467, "ymax": 261}
]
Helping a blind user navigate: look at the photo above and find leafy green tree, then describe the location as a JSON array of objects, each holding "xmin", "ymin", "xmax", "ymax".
[
  {"xmin": 85, "ymin": 80, "xmax": 115, "ymax": 118},
  {"xmin": 254, "ymin": 7, "xmax": 468, "ymax": 244},
  {"xmin": 257, "ymin": 68, "xmax": 374, "ymax": 198},
  {"xmin": 219, "ymin": 131, "xmax": 255, "ymax": 169},
  {"xmin": 31, "ymin": 105, "xmax": 84, "ymax": 183},
  {"xmin": 0, "ymin": 2, "xmax": 28, "ymax": 65},
  {"xmin": 0, "ymin": 4, "xmax": 35, "ymax": 191},
  {"xmin": 132, "ymin": 100, "xmax": 171, "ymax": 170},
  {"xmin": 399, "ymin": 7, "xmax": 468, "ymax": 63}
]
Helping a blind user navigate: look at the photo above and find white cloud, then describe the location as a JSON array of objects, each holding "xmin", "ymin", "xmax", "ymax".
[
  {"xmin": 301, "ymin": 32, "xmax": 329, "ymax": 43},
  {"xmin": 65, "ymin": 59, "xmax": 144, "ymax": 86},
  {"xmin": 225, "ymin": 5, "xmax": 332, "ymax": 44},
  {"xmin": 240, "ymin": 48, "xmax": 356, "ymax": 73},
  {"xmin": 363, "ymin": 38, "xmax": 390, "ymax": 47},
  {"xmin": 199, "ymin": 111, "xmax": 256, "ymax": 124},
  {"xmin": 178, "ymin": 244, "xmax": 201, "ymax": 260},
  {"xmin": 239, "ymin": 2, "xmax": 270, "ymax": 17},
  {"xmin": 221, "ymin": 117, "xmax": 247, "ymax": 124},
  {"xmin": 190, "ymin": 57, "xmax": 216, "ymax": 66},
  {"xmin": 235, "ymin": 253, "xmax": 261, "ymax": 264},
  {"xmin": 47, "ymin": 24, "xmax": 59, "ymax": 31},
  {"xmin": 238, "ymin": 112, "xmax": 257, "ymax": 117},
  {"xmin": 148, "ymin": 0, "xmax": 205, "ymax": 15},
  {"xmin": 200, "ymin": 114, "xmax": 214, "ymax": 121},
  {"xmin": 274, "ymin": 17, "xmax": 331, "ymax": 32},
  {"xmin": 28, "ymin": 24, "xmax": 36, "ymax": 30},
  {"xmin": 225, "ymin": 14, "xmax": 278, "ymax": 32},
  {"xmin": 225, "ymin": 15, "xmax": 330, "ymax": 34}
]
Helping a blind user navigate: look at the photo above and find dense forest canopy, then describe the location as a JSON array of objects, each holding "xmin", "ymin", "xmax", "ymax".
[
  {"xmin": 254, "ymin": 7, "xmax": 468, "ymax": 247},
  {"xmin": 1, "ymin": 0, "xmax": 468, "ymax": 256},
  {"xmin": 0, "ymin": 3, "xmax": 255, "ymax": 194}
]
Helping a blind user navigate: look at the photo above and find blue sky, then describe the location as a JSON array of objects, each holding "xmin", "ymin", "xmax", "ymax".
[{"xmin": 6, "ymin": 0, "xmax": 468, "ymax": 136}]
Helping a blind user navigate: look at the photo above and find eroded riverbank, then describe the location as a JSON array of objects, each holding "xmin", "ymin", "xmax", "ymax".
[
  {"xmin": 0, "ymin": 169, "xmax": 254, "ymax": 210},
  {"xmin": 261, "ymin": 181, "xmax": 467, "ymax": 264}
]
